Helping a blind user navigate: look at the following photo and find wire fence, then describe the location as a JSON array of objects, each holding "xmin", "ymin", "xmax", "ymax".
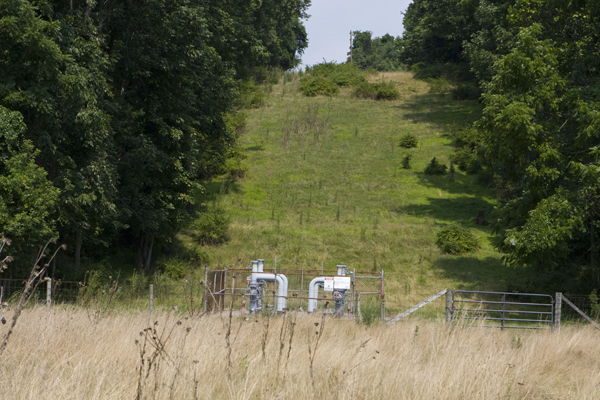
[
  {"xmin": 3, "ymin": 273, "xmax": 599, "ymax": 328},
  {"xmin": 560, "ymin": 294, "xmax": 600, "ymax": 324},
  {"xmin": 205, "ymin": 268, "xmax": 384, "ymax": 319}
]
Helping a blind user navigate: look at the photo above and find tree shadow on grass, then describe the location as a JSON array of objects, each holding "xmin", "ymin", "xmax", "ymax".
[
  {"xmin": 393, "ymin": 196, "xmax": 494, "ymax": 225},
  {"xmin": 415, "ymin": 171, "xmax": 494, "ymax": 197},
  {"xmin": 200, "ymin": 180, "xmax": 242, "ymax": 199},
  {"xmin": 433, "ymin": 255, "xmax": 530, "ymax": 291},
  {"xmin": 396, "ymin": 93, "xmax": 483, "ymax": 129}
]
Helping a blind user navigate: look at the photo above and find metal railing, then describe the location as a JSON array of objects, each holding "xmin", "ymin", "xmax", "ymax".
[
  {"xmin": 204, "ymin": 268, "xmax": 385, "ymax": 319},
  {"xmin": 452, "ymin": 291, "xmax": 554, "ymax": 330}
]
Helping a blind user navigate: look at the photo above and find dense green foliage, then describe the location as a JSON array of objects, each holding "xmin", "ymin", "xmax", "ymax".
[
  {"xmin": 348, "ymin": 31, "xmax": 403, "ymax": 71},
  {"xmin": 424, "ymin": 158, "xmax": 447, "ymax": 175},
  {"xmin": 399, "ymin": 134, "xmax": 418, "ymax": 149},
  {"xmin": 436, "ymin": 225, "xmax": 479, "ymax": 255},
  {"xmin": 306, "ymin": 62, "xmax": 366, "ymax": 87},
  {"xmin": 299, "ymin": 76, "xmax": 339, "ymax": 97},
  {"xmin": 403, "ymin": 0, "xmax": 600, "ymax": 291},
  {"xmin": 0, "ymin": 0, "xmax": 310, "ymax": 276},
  {"xmin": 351, "ymin": 81, "xmax": 399, "ymax": 101},
  {"xmin": 450, "ymin": 128, "xmax": 483, "ymax": 174}
]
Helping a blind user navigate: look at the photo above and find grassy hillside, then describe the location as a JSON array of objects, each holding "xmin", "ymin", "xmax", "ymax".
[{"xmin": 183, "ymin": 71, "xmax": 530, "ymax": 312}]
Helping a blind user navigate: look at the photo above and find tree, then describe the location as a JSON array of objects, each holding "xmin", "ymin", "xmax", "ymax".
[
  {"xmin": 478, "ymin": 0, "xmax": 600, "ymax": 285},
  {"xmin": 400, "ymin": 0, "xmax": 479, "ymax": 66},
  {"xmin": 0, "ymin": 106, "xmax": 59, "ymax": 270},
  {"xmin": 1, "ymin": 0, "xmax": 312, "ymax": 277},
  {"xmin": 0, "ymin": 0, "xmax": 118, "ymax": 270},
  {"xmin": 347, "ymin": 31, "xmax": 403, "ymax": 71}
]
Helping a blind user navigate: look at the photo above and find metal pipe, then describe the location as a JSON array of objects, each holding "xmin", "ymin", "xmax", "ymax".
[
  {"xmin": 252, "ymin": 273, "xmax": 287, "ymax": 312},
  {"xmin": 308, "ymin": 277, "xmax": 325, "ymax": 312},
  {"xmin": 257, "ymin": 259, "xmax": 264, "ymax": 273}
]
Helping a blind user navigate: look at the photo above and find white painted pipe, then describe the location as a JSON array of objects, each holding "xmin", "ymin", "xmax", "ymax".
[
  {"xmin": 258, "ymin": 259, "xmax": 264, "ymax": 273},
  {"xmin": 251, "ymin": 261, "xmax": 259, "ymax": 282},
  {"xmin": 308, "ymin": 277, "xmax": 325, "ymax": 313},
  {"xmin": 252, "ymin": 273, "xmax": 287, "ymax": 312}
]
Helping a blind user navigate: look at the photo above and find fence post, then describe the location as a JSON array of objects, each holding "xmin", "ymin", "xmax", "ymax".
[
  {"xmin": 555, "ymin": 292, "xmax": 562, "ymax": 331},
  {"xmin": 351, "ymin": 267, "xmax": 355, "ymax": 315},
  {"xmin": 204, "ymin": 267, "xmax": 208, "ymax": 313},
  {"xmin": 149, "ymin": 284, "xmax": 154, "ymax": 316},
  {"xmin": 46, "ymin": 279, "xmax": 52, "ymax": 311},
  {"xmin": 300, "ymin": 269, "xmax": 304, "ymax": 311},
  {"xmin": 357, "ymin": 293, "xmax": 362, "ymax": 323},
  {"xmin": 380, "ymin": 269, "xmax": 385, "ymax": 319},
  {"xmin": 445, "ymin": 289, "xmax": 452, "ymax": 325}
]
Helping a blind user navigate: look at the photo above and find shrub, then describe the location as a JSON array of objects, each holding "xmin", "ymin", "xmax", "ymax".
[
  {"xmin": 299, "ymin": 76, "xmax": 339, "ymax": 96},
  {"xmin": 351, "ymin": 82, "xmax": 377, "ymax": 99},
  {"xmin": 427, "ymin": 77, "xmax": 451, "ymax": 93},
  {"xmin": 410, "ymin": 62, "xmax": 426, "ymax": 72},
  {"xmin": 160, "ymin": 258, "xmax": 190, "ymax": 279},
  {"xmin": 191, "ymin": 206, "xmax": 230, "ymax": 245},
  {"xmin": 436, "ymin": 225, "xmax": 479, "ymax": 255},
  {"xmin": 401, "ymin": 154, "xmax": 411, "ymax": 169},
  {"xmin": 399, "ymin": 133, "xmax": 418, "ymax": 148},
  {"xmin": 450, "ymin": 148, "xmax": 481, "ymax": 174},
  {"xmin": 450, "ymin": 127, "xmax": 483, "ymax": 174},
  {"xmin": 359, "ymin": 297, "xmax": 380, "ymax": 325},
  {"xmin": 424, "ymin": 157, "xmax": 447, "ymax": 175},
  {"xmin": 304, "ymin": 62, "xmax": 366, "ymax": 87},
  {"xmin": 125, "ymin": 271, "xmax": 148, "ymax": 298},
  {"xmin": 413, "ymin": 64, "xmax": 444, "ymax": 80},
  {"xmin": 452, "ymin": 84, "xmax": 481, "ymax": 100},
  {"xmin": 239, "ymin": 80, "xmax": 266, "ymax": 108},
  {"xmin": 352, "ymin": 81, "xmax": 399, "ymax": 100}
]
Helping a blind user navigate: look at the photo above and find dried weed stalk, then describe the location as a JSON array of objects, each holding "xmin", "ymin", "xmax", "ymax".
[
  {"xmin": 307, "ymin": 314, "xmax": 326, "ymax": 390},
  {"xmin": 284, "ymin": 312, "xmax": 297, "ymax": 377},
  {"xmin": 0, "ymin": 239, "xmax": 64, "ymax": 358},
  {"xmin": 135, "ymin": 319, "xmax": 184, "ymax": 400},
  {"xmin": 79, "ymin": 270, "xmax": 121, "ymax": 326}
]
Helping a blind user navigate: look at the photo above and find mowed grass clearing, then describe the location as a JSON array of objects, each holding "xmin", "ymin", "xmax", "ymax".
[{"xmin": 184, "ymin": 71, "xmax": 527, "ymax": 313}]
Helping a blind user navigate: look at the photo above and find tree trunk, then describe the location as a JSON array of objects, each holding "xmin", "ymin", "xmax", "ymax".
[
  {"xmin": 136, "ymin": 232, "xmax": 155, "ymax": 273},
  {"xmin": 74, "ymin": 230, "xmax": 82, "ymax": 270}
]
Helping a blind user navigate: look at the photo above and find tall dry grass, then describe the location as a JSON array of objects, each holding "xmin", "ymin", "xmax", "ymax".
[{"xmin": 0, "ymin": 306, "xmax": 599, "ymax": 399}]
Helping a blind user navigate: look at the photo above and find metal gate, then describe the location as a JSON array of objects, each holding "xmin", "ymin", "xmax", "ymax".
[{"xmin": 452, "ymin": 291, "xmax": 554, "ymax": 330}]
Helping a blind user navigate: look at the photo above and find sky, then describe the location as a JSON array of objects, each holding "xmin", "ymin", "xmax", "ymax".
[{"xmin": 300, "ymin": 0, "xmax": 413, "ymax": 67}]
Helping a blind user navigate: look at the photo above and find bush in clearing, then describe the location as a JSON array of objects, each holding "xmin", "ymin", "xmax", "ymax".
[
  {"xmin": 299, "ymin": 76, "xmax": 339, "ymax": 97},
  {"xmin": 424, "ymin": 157, "xmax": 447, "ymax": 175},
  {"xmin": 190, "ymin": 206, "xmax": 230, "ymax": 245},
  {"xmin": 427, "ymin": 77, "xmax": 452, "ymax": 93},
  {"xmin": 399, "ymin": 133, "xmax": 418, "ymax": 148},
  {"xmin": 307, "ymin": 62, "xmax": 366, "ymax": 87},
  {"xmin": 436, "ymin": 225, "xmax": 479, "ymax": 255},
  {"xmin": 401, "ymin": 154, "xmax": 412, "ymax": 169},
  {"xmin": 352, "ymin": 81, "xmax": 399, "ymax": 100}
]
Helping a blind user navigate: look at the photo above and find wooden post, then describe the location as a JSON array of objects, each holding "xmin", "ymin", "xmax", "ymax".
[
  {"xmin": 380, "ymin": 269, "xmax": 385, "ymax": 319},
  {"xmin": 445, "ymin": 289, "xmax": 452, "ymax": 325},
  {"xmin": 555, "ymin": 292, "xmax": 562, "ymax": 331},
  {"xmin": 203, "ymin": 267, "xmax": 208, "ymax": 313},
  {"xmin": 46, "ymin": 279, "xmax": 51, "ymax": 311},
  {"xmin": 149, "ymin": 284, "xmax": 154, "ymax": 315},
  {"xmin": 300, "ymin": 269, "xmax": 304, "ymax": 311}
]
